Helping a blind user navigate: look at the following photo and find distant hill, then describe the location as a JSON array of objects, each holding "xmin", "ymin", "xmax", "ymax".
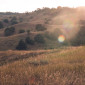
[{"xmin": 0, "ymin": 7, "xmax": 85, "ymax": 50}]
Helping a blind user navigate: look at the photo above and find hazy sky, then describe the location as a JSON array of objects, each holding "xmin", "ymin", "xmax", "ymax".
[{"xmin": 0, "ymin": 0, "xmax": 84, "ymax": 13}]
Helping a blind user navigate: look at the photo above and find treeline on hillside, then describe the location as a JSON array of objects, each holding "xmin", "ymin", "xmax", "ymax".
[
  {"xmin": 16, "ymin": 34, "xmax": 45, "ymax": 50},
  {"xmin": 70, "ymin": 20, "xmax": 85, "ymax": 46},
  {"xmin": 0, "ymin": 7, "xmax": 85, "ymax": 50},
  {"xmin": 0, "ymin": 12, "xmax": 19, "ymax": 15},
  {"xmin": 3, "ymin": 23, "xmax": 47, "ymax": 36},
  {"xmin": 3, "ymin": 20, "xmax": 85, "ymax": 50},
  {"xmin": 0, "ymin": 16, "xmax": 18, "ymax": 29}
]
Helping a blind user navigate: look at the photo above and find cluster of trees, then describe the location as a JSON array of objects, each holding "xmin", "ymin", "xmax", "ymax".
[
  {"xmin": 71, "ymin": 26, "xmax": 85, "ymax": 46},
  {"xmin": 4, "ymin": 27, "xmax": 15, "ymax": 36},
  {"xmin": 0, "ymin": 16, "xmax": 18, "ymax": 30},
  {"xmin": 0, "ymin": 19, "xmax": 10, "ymax": 29},
  {"xmin": 70, "ymin": 20, "xmax": 85, "ymax": 46},
  {"xmin": 19, "ymin": 29, "xmax": 25, "ymax": 33},
  {"xmin": 16, "ymin": 34, "xmax": 45, "ymax": 50},
  {"xmin": 3, "ymin": 19, "xmax": 9, "ymax": 23},
  {"xmin": 0, "ymin": 21, "xmax": 4, "ymax": 29},
  {"xmin": 36, "ymin": 24, "xmax": 47, "ymax": 31},
  {"xmin": 11, "ymin": 17, "xmax": 18, "ymax": 25},
  {"xmin": 4, "ymin": 27, "xmax": 31, "ymax": 36}
]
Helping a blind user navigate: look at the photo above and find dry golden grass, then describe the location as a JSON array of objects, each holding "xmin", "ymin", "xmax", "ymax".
[{"xmin": 0, "ymin": 46, "xmax": 85, "ymax": 85}]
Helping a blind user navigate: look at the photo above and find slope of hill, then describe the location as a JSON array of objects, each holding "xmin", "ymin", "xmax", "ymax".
[
  {"xmin": 0, "ymin": 7, "xmax": 85, "ymax": 50},
  {"xmin": 0, "ymin": 46, "xmax": 85, "ymax": 85}
]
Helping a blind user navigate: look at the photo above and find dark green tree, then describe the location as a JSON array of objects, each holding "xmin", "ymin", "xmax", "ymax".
[
  {"xmin": 11, "ymin": 17, "xmax": 18, "ymax": 25},
  {"xmin": 19, "ymin": 29, "xmax": 25, "ymax": 33},
  {"xmin": 27, "ymin": 30, "xmax": 30, "ymax": 34},
  {"xmin": 3, "ymin": 19, "xmax": 9, "ymax": 23},
  {"xmin": 4, "ymin": 27, "xmax": 15, "ymax": 36},
  {"xmin": 0, "ymin": 21, "xmax": 4, "ymax": 29},
  {"xmin": 34, "ymin": 34, "xmax": 45, "ymax": 44},
  {"xmin": 36, "ymin": 24, "xmax": 47, "ymax": 31},
  {"xmin": 25, "ymin": 37, "xmax": 34, "ymax": 45},
  {"xmin": 16, "ymin": 40, "xmax": 27, "ymax": 50}
]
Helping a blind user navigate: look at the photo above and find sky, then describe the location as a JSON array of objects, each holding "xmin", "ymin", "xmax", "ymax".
[{"xmin": 0, "ymin": 0, "xmax": 85, "ymax": 13}]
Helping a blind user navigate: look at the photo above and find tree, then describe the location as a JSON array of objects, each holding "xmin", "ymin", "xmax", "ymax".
[
  {"xmin": 34, "ymin": 34, "xmax": 45, "ymax": 43},
  {"xmin": 27, "ymin": 30, "xmax": 30, "ymax": 34},
  {"xmin": 11, "ymin": 20, "xmax": 18, "ymax": 25},
  {"xmin": 0, "ymin": 21, "xmax": 4, "ymax": 29},
  {"xmin": 16, "ymin": 40, "xmax": 27, "ymax": 50},
  {"xmin": 25, "ymin": 37, "xmax": 34, "ymax": 45},
  {"xmin": 3, "ymin": 19, "xmax": 9, "ymax": 23},
  {"xmin": 11, "ymin": 17, "xmax": 18, "ymax": 25},
  {"xmin": 36, "ymin": 24, "xmax": 47, "ymax": 31},
  {"xmin": 19, "ymin": 29, "xmax": 25, "ymax": 33},
  {"xmin": 4, "ymin": 27, "xmax": 15, "ymax": 36}
]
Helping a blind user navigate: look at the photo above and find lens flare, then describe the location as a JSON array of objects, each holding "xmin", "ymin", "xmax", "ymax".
[
  {"xmin": 63, "ymin": 20, "xmax": 75, "ymax": 32},
  {"xmin": 58, "ymin": 35, "xmax": 65, "ymax": 43}
]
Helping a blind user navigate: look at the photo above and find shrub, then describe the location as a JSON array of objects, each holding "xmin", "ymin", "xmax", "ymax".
[
  {"xmin": 4, "ymin": 27, "xmax": 15, "ymax": 36},
  {"xmin": 11, "ymin": 21, "xmax": 18, "ymax": 25},
  {"xmin": 0, "ymin": 21, "xmax": 4, "ymax": 29},
  {"xmin": 29, "ymin": 60, "xmax": 48, "ymax": 66},
  {"xmin": 19, "ymin": 18, "xmax": 23, "ymax": 22},
  {"xmin": 29, "ymin": 61, "xmax": 39, "ymax": 66},
  {"xmin": 16, "ymin": 40, "xmax": 27, "ymax": 50},
  {"xmin": 19, "ymin": 29, "xmax": 25, "ymax": 33},
  {"xmin": 40, "ymin": 60, "xmax": 48, "ymax": 65},
  {"xmin": 36, "ymin": 24, "xmax": 47, "ymax": 31},
  {"xmin": 27, "ymin": 30, "xmax": 30, "ymax": 34},
  {"xmin": 3, "ymin": 19, "xmax": 9, "ymax": 23},
  {"xmin": 11, "ymin": 17, "xmax": 17, "ymax": 21},
  {"xmin": 25, "ymin": 37, "xmax": 34, "ymax": 45},
  {"xmin": 11, "ymin": 17, "xmax": 18, "ymax": 25},
  {"xmin": 34, "ymin": 34, "xmax": 45, "ymax": 44}
]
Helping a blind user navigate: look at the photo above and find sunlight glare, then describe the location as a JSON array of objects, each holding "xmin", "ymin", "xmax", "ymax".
[{"xmin": 58, "ymin": 35, "xmax": 65, "ymax": 43}]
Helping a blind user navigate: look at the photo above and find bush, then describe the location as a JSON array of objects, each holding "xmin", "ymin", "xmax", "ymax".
[
  {"xmin": 19, "ymin": 18, "xmax": 23, "ymax": 22},
  {"xmin": 34, "ymin": 34, "xmax": 45, "ymax": 44},
  {"xmin": 25, "ymin": 37, "xmax": 34, "ymax": 45},
  {"xmin": 29, "ymin": 61, "xmax": 39, "ymax": 66},
  {"xmin": 40, "ymin": 60, "xmax": 48, "ymax": 65},
  {"xmin": 19, "ymin": 29, "xmax": 25, "ymax": 33},
  {"xmin": 3, "ymin": 19, "xmax": 9, "ymax": 23},
  {"xmin": 11, "ymin": 21, "xmax": 18, "ymax": 25},
  {"xmin": 36, "ymin": 24, "xmax": 47, "ymax": 31},
  {"xmin": 4, "ymin": 27, "xmax": 15, "ymax": 36},
  {"xmin": 11, "ymin": 17, "xmax": 18, "ymax": 25},
  {"xmin": 29, "ymin": 60, "xmax": 48, "ymax": 66},
  {"xmin": 16, "ymin": 40, "xmax": 27, "ymax": 50},
  {"xmin": 27, "ymin": 30, "xmax": 30, "ymax": 34},
  {"xmin": 0, "ymin": 21, "xmax": 4, "ymax": 29},
  {"xmin": 11, "ymin": 17, "xmax": 17, "ymax": 21}
]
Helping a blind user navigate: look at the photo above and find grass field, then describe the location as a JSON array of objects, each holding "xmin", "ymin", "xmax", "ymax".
[{"xmin": 0, "ymin": 46, "xmax": 85, "ymax": 85}]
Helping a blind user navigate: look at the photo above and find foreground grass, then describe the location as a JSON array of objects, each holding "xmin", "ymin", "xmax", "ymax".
[{"xmin": 0, "ymin": 46, "xmax": 85, "ymax": 85}]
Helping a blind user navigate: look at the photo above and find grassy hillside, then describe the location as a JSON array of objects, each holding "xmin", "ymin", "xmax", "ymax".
[
  {"xmin": 0, "ymin": 7, "xmax": 85, "ymax": 85},
  {"xmin": 0, "ymin": 7, "xmax": 85, "ymax": 50},
  {"xmin": 0, "ymin": 46, "xmax": 85, "ymax": 85}
]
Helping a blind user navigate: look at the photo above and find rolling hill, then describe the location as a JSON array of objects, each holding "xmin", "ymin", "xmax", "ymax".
[
  {"xmin": 0, "ymin": 6, "xmax": 85, "ymax": 85},
  {"xmin": 0, "ymin": 7, "xmax": 85, "ymax": 50}
]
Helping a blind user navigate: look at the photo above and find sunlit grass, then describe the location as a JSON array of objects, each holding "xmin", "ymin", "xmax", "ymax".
[{"xmin": 0, "ymin": 46, "xmax": 85, "ymax": 85}]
